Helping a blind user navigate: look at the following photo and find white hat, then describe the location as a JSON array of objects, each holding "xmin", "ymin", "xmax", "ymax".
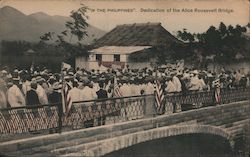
[
  {"xmin": 193, "ymin": 70, "xmax": 198, "ymax": 74},
  {"xmin": 68, "ymin": 71, "xmax": 74, "ymax": 76},
  {"xmin": 64, "ymin": 75, "xmax": 70, "ymax": 79},
  {"xmin": 52, "ymin": 82, "xmax": 62, "ymax": 90},
  {"xmin": 74, "ymin": 79, "xmax": 79, "ymax": 83},
  {"xmin": 31, "ymin": 78, "xmax": 37, "ymax": 82},
  {"xmin": 12, "ymin": 77, "xmax": 20, "ymax": 81},
  {"xmin": 207, "ymin": 73, "xmax": 213, "ymax": 77},
  {"xmin": 1, "ymin": 70, "xmax": 7, "ymax": 74},
  {"xmin": 36, "ymin": 76, "xmax": 44, "ymax": 82},
  {"xmin": 7, "ymin": 74, "xmax": 12, "ymax": 79}
]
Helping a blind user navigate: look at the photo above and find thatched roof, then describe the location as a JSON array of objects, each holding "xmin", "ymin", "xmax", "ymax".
[
  {"xmin": 90, "ymin": 46, "xmax": 152, "ymax": 55},
  {"xmin": 93, "ymin": 23, "xmax": 182, "ymax": 47}
]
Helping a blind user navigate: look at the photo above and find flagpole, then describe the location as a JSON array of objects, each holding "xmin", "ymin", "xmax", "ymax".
[
  {"xmin": 61, "ymin": 63, "xmax": 66, "ymax": 113},
  {"xmin": 155, "ymin": 66, "xmax": 159, "ymax": 114},
  {"xmin": 155, "ymin": 66, "xmax": 165, "ymax": 115},
  {"xmin": 57, "ymin": 62, "xmax": 65, "ymax": 133}
]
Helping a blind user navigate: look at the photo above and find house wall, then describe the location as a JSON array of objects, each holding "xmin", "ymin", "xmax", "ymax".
[
  {"xmin": 103, "ymin": 55, "xmax": 113, "ymax": 62},
  {"xmin": 76, "ymin": 54, "xmax": 155, "ymax": 71},
  {"xmin": 89, "ymin": 54, "xmax": 127, "ymax": 62},
  {"xmin": 120, "ymin": 55, "xmax": 127, "ymax": 62}
]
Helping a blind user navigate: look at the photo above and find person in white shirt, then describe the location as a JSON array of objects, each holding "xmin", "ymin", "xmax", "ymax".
[
  {"xmin": 189, "ymin": 70, "xmax": 200, "ymax": 91},
  {"xmin": 79, "ymin": 80, "xmax": 97, "ymax": 128},
  {"xmin": 198, "ymin": 75, "xmax": 206, "ymax": 91},
  {"xmin": 165, "ymin": 77, "xmax": 176, "ymax": 93},
  {"xmin": 36, "ymin": 77, "xmax": 48, "ymax": 105},
  {"xmin": 7, "ymin": 78, "xmax": 26, "ymax": 107},
  {"xmin": 68, "ymin": 80, "xmax": 81, "ymax": 103},
  {"xmin": 22, "ymin": 76, "xmax": 31, "ymax": 96},
  {"xmin": 144, "ymin": 80, "xmax": 155, "ymax": 95},
  {"xmin": 80, "ymin": 80, "xmax": 97, "ymax": 101},
  {"xmin": 172, "ymin": 74, "xmax": 182, "ymax": 92},
  {"xmin": 130, "ymin": 82, "xmax": 139, "ymax": 96},
  {"xmin": 93, "ymin": 81, "xmax": 100, "ymax": 93},
  {"xmin": 120, "ymin": 80, "xmax": 132, "ymax": 97},
  {"xmin": 0, "ymin": 80, "xmax": 7, "ymax": 109}
]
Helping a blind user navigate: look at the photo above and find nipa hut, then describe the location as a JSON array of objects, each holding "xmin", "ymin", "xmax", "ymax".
[{"xmin": 76, "ymin": 22, "xmax": 183, "ymax": 70}]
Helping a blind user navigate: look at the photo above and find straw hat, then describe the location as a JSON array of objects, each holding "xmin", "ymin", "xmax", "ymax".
[
  {"xmin": 52, "ymin": 82, "xmax": 62, "ymax": 90},
  {"xmin": 193, "ymin": 70, "xmax": 199, "ymax": 75}
]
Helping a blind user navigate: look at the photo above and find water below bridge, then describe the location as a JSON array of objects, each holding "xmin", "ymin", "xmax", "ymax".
[{"xmin": 104, "ymin": 133, "xmax": 245, "ymax": 157}]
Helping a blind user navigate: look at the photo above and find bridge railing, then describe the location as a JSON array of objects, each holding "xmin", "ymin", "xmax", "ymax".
[
  {"xmin": 0, "ymin": 88, "xmax": 250, "ymax": 135},
  {"xmin": 166, "ymin": 88, "xmax": 250, "ymax": 104},
  {"xmin": 163, "ymin": 88, "xmax": 250, "ymax": 113},
  {"xmin": 0, "ymin": 104, "xmax": 60, "ymax": 134},
  {"xmin": 63, "ymin": 94, "xmax": 148, "ymax": 129}
]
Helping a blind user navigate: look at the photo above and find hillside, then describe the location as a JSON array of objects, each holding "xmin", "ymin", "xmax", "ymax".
[{"xmin": 0, "ymin": 6, "xmax": 106, "ymax": 44}]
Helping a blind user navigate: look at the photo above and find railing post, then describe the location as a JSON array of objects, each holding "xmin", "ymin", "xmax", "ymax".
[
  {"xmin": 143, "ymin": 95, "xmax": 146, "ymax": 116},
  {"xmin": 57, "ymin": 103, "xmax": 63, "ymax": 133},
  {"xmin": 144, "ymin": 94, "xmax": 157, "ymax": 117}
]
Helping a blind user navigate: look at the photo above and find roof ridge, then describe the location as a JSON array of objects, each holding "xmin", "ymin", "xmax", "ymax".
[
  {"xmin": 116, "ymin": 22, "xmax": 161, "ymax": 27},
  {"xmin": 93, "ymin": 22, "xmax": 182, "ymax": 47}
]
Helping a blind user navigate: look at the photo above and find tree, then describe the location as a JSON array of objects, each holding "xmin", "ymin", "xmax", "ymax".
[
  {"xmin": 175, "ymin": 22, "xmax": 249, "ymax": 66},
  {"xmin": 177, "ymin": 28, "xmax": 195, "ymax": 43},
  {"xmin": 1, "ymin": 40, "xmax": 31, "ymax": 56},
  {"xmin": 219, "ymin": 22, "xmax": 227, "ymax": 38},
  {"xmin": 40, "ymin": 4, "xmax": 90, "ymax": 65}
]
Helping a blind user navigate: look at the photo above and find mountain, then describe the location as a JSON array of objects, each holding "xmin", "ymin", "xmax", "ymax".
[{"xmin": 0, "ymin": 6, "xmax": 106, "ymax": 44}]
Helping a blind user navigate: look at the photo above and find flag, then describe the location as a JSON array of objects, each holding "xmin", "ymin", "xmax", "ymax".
[
  {"xmin": 155, "ymin": 79, "xmax": 164, "ymax": 110},
  {"xmin": 113, "ymin": 76, "xmax": 122, "ymax": 97},
  {"xmin": 213, "ymin": 79, "xmax": 221, "ymax": 104},
  {"xmin": 30, "ymin": 62, "xmax": 34, "ymax": 74},
  {"xmin": 215, "ymin": 88, "xmax": 221, "ymax": 104},
  {"xmin": 62, "ymin": 82, "xmax": 72, "ymax": 115},
  {"xmin": 61, "ymin": 62, "xmax": 72, "ymax": 115}
]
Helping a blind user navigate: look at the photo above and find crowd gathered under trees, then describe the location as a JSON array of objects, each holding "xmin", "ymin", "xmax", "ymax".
[{"xmin": 0, "ymin": 64, "xmax": 249, "ymax": 109}]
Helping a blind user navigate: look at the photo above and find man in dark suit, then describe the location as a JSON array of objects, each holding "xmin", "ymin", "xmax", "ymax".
[
  {"xmin": 48, "ymin": 82, "xmax": 63, "ymax": 133},
  {"xmin": 26, "ymin": 81, "xmax": 40, "ymax": 106},
  {"xmin": 48, "ymin": 82, "xmax": 62, "ymax": 104},
  {"xmin": 96, "ymin": 82, "xmax": 108, "ymax": 126}
]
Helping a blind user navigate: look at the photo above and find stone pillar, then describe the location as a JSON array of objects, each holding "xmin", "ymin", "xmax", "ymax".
[{"xmin": 144, "ymin": 95, "xmax": 157, "ymax": 117}]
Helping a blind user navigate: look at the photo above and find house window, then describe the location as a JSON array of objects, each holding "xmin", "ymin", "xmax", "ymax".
[
  {"xmin": 96, "ymin": 54, "xmax": 102, "ymax": 61},
  {"xmin": 114, "ymin": 54, "xmax": 120, "ymax": 62}
]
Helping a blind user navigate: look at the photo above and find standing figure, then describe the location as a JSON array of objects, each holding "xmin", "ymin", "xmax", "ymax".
[
  {"xmin": 0, "ymin": 79, "xmax": 7, "ymax": 109},
  {"xmin": 96, "ymin": 82, "xmax": 108, "ymax": 126},
  {"xmin": 48, "ymin": 82, "xmax": 62, "ymax": 104},
  {"xmin": 7, "ymin": 77, "xmax": 26, "ymax": 107},
  {"xmin": 26, "ymin": 82, "xmax": 40, "ymax": 106},
  {"xmin": 36, "ymin": 77, "xmax": 49, "ymax": 105}
]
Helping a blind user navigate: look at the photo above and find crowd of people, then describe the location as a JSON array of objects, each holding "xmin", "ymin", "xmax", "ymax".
[{"xmin": 0, "ymin": 64, "xmax": 250, "ymax": 110}]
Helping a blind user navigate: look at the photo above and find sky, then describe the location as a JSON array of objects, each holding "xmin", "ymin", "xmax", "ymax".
[{"xmin": 1, "ymin": 0, "xmax": 249, "ymax": 34}]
